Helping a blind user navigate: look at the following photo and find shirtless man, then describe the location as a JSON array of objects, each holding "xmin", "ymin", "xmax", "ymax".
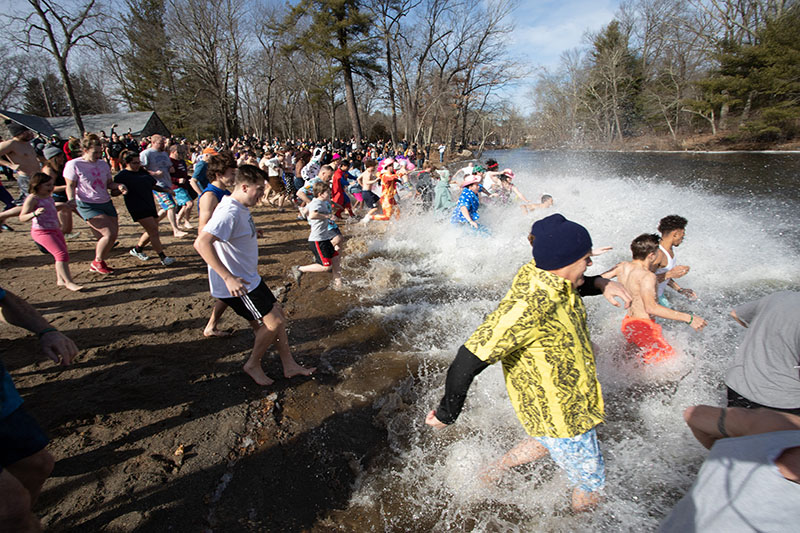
[
  {"xmin": 653, "ymin": 215, "xmax": 695, "ymax": 307},
  {"xmin": 602, "ymin": 233, "xmax": 706, "ymax": 363},
  {"xmin": 0, "ymin": 123, "xmax": 42, "ymax": 228}
]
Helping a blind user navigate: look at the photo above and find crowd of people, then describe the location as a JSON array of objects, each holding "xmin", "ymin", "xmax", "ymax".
[{"xmin": 0, "ymin": 119, "xmax": 797, "ymax": 530}]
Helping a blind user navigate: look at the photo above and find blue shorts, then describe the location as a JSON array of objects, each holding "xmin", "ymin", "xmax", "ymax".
[
  {"xmin": 174, "ymin": 188, "xmax": 193, "ymax": 207},
  {"xmin": 535, "ymin": 428, "xmax": 605, "ymax": 493},
  {"xmin": 76, "ymin": 200, "xmax": 117, "ymax": 220},
  {"xmin": 0, "ymin": 406, "xmax": 49, "ymax": 471},
  {"xmin": 154, "ymin": 191, "xmax": 177, "ymax": 210},
  {"xmin": 658, "ymin": 294, "xmax": 671, "ymax": 308}
]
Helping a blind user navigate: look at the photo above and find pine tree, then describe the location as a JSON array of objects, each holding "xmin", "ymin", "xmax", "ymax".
[{"xmin": 286, "ymin": 0, "xmax": 380, "ymax": 148}]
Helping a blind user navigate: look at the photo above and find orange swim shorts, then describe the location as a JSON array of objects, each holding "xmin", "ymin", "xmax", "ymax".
[{"xmin": 621, "ymin": 315, "xmax": 676, "ymax": 364}]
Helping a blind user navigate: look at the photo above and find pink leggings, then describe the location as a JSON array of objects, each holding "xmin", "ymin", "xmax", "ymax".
[{"xmin": 31, "ymin": 228, "xmax": 69, "ymax": 262}]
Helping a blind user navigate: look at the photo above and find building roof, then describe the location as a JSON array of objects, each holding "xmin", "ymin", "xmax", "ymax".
[
  {"xmin": 0, "ymin": 110, "xmax": 170, "ymax": 139},
  {"xmin": 0, "ymin": 109, "xmax": 58, "ymax": 137}
]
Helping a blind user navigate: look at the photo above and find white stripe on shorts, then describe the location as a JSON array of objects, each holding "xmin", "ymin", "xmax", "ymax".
[{"xmin": 240, "ymin": 293, "xmax": 262, "ymax": 321}]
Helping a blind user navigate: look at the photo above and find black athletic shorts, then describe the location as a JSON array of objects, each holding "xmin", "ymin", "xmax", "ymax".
[
  {"xmin": 362, "ymin": 190, "xmax": 380, "ymax": 209},
  {"xmin": 129, "ymin": 210, "xmax": 158, "ymax": 222},
  {"xmin": 309, "ymin": 240, "xmax": 338, "ymax": 267},
  {"xmin": 220, "ymin": 279, "xmax": 277, "ymax": 321},
  {"xmin": 0, "ymin": 406, "xmax": 49, "ymax": 471}
]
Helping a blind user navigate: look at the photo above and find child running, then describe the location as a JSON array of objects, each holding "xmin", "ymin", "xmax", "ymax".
[
  {"xmin": 18, "ymin": 172, "xmax": 83, "ymax": 291},
  {"xmin": 601, "ymin": 233, "xmax": 707, "ymax": 363},
  {"xmin": 113, "ymin": 150, "xmax": 176, "ymax": 266},
  {"xmin": 291, "ymin": 181, "xmax": 343, "ymax": 289},
  {"xmin": 194, "ymin": 164, "xmax": 315, "ymax": 386}
]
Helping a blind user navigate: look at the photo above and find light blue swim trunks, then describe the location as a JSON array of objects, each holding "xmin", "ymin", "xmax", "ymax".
[
  {"xmin": 535, "ymin": 428, "xmax": 605, "ymax": 493},
  {"xmin": 658, "ymin": 294, "xmax": 671, "ymax": 308}
]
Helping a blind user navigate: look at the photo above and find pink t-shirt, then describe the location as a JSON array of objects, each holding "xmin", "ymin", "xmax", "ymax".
[
  {"xmin": 64, "ymin": 158, "xmax": 112, "ymax": 204},
  {"xmin": 30, "ymin": 196, "xmax": 59, "ymax": 230}
]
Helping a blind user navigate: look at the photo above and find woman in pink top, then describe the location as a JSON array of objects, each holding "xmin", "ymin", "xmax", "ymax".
[
  {"xmin": 19, "ymin": 173, "xmax": 83, "ymax": 291},
  {"xmin": 64, "ymin": 134, "xmax": 126, "ymax": 274}
]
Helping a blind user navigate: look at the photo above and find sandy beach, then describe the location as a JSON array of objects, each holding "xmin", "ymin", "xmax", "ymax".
[{"xmin": 1, "ymin": 196, "xmax": 400, "ymax": 531}]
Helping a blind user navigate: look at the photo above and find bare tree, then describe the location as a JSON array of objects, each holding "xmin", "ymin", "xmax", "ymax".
[{"xmin": 5, "ymin": 0, "xmax": 109, "ymax": 134}]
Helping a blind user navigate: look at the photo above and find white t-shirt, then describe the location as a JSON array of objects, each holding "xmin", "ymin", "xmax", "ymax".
[{"xmin": 202, "ymin": 195, "xmax": 261, "ymax": 298}]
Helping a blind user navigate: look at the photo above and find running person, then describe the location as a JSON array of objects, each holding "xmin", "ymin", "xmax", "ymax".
[
  {"xmin": 198, "ymin": 151, "xmax": 237, "ymax": 338},
  {"xmin": 601, "ymin": 233, "xmax": 706, "ymax": 363},
  {"xmin": 653, "ymin": 215, "xmax": 695, "ymax": 307},
  {"xmin": 425, "ymin": 214, "xmax": 631, "ymax": 512},
  {"xmin": 63, "ymin": 134, "xmax": 125, "ymax": 275},
  {"xmin": 193, "ymin": 165, "xmax": 315, "ymax": 386},
  {"xmin": 18, "ymin": 173, "xmax": 83, "ymax": 291},
  {"xmin": 113, "ymin": 151, "xmax": 176, "ymax": 266}
]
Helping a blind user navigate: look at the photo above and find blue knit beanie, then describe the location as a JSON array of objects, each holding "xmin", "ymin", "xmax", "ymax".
[{"xmin": 530, "ymin": 214, "xmax": 593, "ymax": 270}]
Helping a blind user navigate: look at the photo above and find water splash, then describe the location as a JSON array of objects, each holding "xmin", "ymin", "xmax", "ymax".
[{"xmin": 337, "ymin": 151, "xmax": 800, "ymax": 531}]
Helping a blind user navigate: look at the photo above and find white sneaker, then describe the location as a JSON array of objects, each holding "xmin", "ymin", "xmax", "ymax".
[
  {"xmin": 160, "ymin": 256, "xmax": 176, "ymax": 266},
  {"xmin": 130, "ymin": 248, "xmax": 150, "ymax": 261}
]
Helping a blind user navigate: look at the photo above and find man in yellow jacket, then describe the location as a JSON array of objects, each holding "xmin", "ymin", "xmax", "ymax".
[{"xmin": 426, "ymin": 213, "xmax": 630, "ymax": 512}]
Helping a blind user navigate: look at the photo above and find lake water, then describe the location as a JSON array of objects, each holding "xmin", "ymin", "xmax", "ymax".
[{"xmin": 337, "ymin": 149, "xmax": 800, "ymax": 531}]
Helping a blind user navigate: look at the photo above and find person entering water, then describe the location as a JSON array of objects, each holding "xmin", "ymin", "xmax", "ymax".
[
  {"xmin": 425, "ymin": 214, "xmax": 631, "ymax": 513},
  {"xmin": 653, "ymin": 215, "xmax": 696, "ymax": 307},
  {"xmin": 601, "ymin": 233, "xmax": 707, "ymax": 364}
]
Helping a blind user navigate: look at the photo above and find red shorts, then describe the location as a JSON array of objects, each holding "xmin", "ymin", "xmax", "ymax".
[{"xmin": 621, "ymin": 315, "xmax": 676, "ymax": 364}]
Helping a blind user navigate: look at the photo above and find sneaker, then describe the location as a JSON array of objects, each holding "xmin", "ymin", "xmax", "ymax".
[
  {"xmin": 130, "ymin": 248, "xmax": 150, "ymax": 261},
  {"xmin": 0, "ymin": 224, "xmax": 13, "ymax": 231},
  {"xmin": 89, "ymin": 260, "xmax": 114, "ymax": 274},
  {"xmin": 160, "ymin": 256, "xmax": 175, "ymax": 266},
  {"xmin": 291, "ymin": 266, "xmax": 303, "ymax": 287}
]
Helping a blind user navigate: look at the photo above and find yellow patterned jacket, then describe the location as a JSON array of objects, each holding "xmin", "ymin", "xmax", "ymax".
[{"xmin": 464, "ymin": 260, "xmax": 604, "ymax": 438}]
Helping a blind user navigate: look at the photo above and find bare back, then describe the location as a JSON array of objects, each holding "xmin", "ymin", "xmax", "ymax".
[
  {"xmin": 0, "ymin": 138, "xmax": 41, "ymax": 177},
  {"xmin": 609, "ymin": 261, "xmax": 658, "ymax": 319}
]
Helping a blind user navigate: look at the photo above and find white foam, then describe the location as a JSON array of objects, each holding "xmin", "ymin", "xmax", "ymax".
[{"xmin": 340, "ymin": 152, "xmax": 800, "ymax": 530}]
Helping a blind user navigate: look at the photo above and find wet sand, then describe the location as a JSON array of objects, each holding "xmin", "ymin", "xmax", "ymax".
[{"xmin": 1, "ymin": 197, "xmax": 409, "ymax": 531}]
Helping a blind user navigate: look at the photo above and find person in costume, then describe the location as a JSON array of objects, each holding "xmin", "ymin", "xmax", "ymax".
[
  {"xmin": 450, "ymin": 175, "xmax": 486, "ymax": 232},
  {"xmin": 425, "ymin": 214, "xmax": 631, "ymax": 512},
  {"xmin": 433, "ymin": 168, "xmax": 456, "ymax": 214}
]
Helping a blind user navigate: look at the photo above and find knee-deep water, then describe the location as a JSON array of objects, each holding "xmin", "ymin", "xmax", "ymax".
[{"xmin": 333, "ymin": 149, "xmax": 800, "ymax": 531}]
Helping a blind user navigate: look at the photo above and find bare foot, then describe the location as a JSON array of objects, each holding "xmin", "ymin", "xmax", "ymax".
[
  {"xmin": 57, "ymin": 279, "xmax": 65, "ymax": 286},
  {"xmin": 477, "ymin": 463, "xmax": 505, "ymax": 486},
  {"xmin": 332, "ymin": 278, "xmax": 343, "ymax": 290},
  {"xmin": 243, "ymin": 362, "xmax": 274, "ymax": 386},
  {"xmin": 173, "ymin": 230, "xmax": 189, "ymax": 238},
  {"xmin": 181, "ymin": 221, "xmax": 194, "ymax": 229},
  {"xmin": 425, "ymin": 410, "xmax": 447, "ymax": 429},
  {"xmin": 203, "ymin": 327, "xmax": 233, "ymax": 338},
  {"xmin": 283, "ymin": 362, "xmax": 315, "ymax": 379},
  {"xmin": 571, "ymin": 488, "xmax": 602, "ymax": 513},
  {"xmin": 64, "ymin": 282, "xmax": 84, "ymax": 292}
]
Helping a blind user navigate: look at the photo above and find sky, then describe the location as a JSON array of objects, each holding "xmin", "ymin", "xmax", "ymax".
[{"xmin": 503, "ymin": 0, "xmax": 622, "ymax": 108}]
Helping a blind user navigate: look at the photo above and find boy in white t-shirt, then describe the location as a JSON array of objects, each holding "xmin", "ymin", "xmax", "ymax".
[
  {"xmin": 291, "ymin": 181, "xmax": 342, "ymax": 289},
  {"xmin": 194, "ymin": 165, "xmax": 315, "ymax": 386}
]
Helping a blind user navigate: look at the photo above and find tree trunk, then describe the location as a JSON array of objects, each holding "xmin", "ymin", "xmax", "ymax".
[
  {"xmin": 739, "ymin": 91, "xmax": 756, "ymax": 128},
  {"xmin": 340, "ymin": 56, "xmax": 363, "ymax": 149},
  {"xmin": 385, "ymin": 32, "xmax": 398, "ymax": 144},
  {"xmin": 57, "ymin": 58, "xmax": 84, "ymax": 135},
  {"xmin": 39, "ymin": 78, "xmax": 53, "ymax": 117}
]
